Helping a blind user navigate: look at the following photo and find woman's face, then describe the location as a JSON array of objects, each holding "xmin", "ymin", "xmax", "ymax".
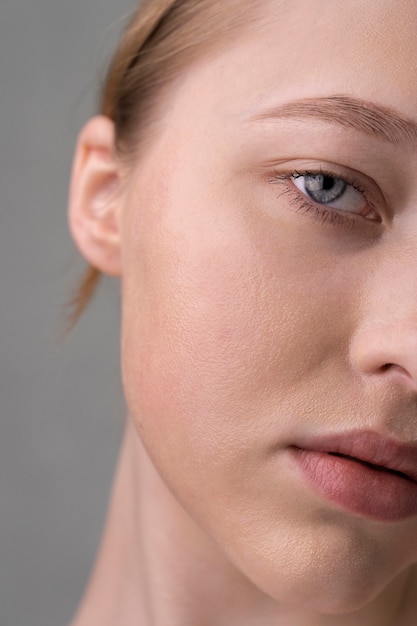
[{"xmin": 118, "ymin": 0, "xmax": 417, "ymax": 613}]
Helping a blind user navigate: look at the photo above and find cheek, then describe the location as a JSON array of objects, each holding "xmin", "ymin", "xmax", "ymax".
[{"xmin": 120, "ymin": 170, "xmax": 350, "ymax": 483}]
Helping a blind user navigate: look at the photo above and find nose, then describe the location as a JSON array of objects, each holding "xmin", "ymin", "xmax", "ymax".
[
  {"xmin": 349, "ymin": 250, "xmax": 417, "ymax": 393},
  {"xmin": 350, "ymin": 324, "xmax": 417, "ymax": 390}
]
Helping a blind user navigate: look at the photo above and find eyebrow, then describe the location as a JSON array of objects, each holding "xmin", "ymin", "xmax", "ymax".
[{"xmin": 250, "ymin": 95, "xmax": 417, "ymax": 148}]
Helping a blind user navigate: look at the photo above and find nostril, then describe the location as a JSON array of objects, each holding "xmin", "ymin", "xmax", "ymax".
[{"xmin": 380, "ymin": 362, "xmax": 413, "ymax": 382}]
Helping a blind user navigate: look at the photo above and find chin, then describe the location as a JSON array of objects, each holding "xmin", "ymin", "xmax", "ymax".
[
  {"xmin": 224, "ymin": 513, "xmax": 407, "ymax": 617},
  {"xmin": 258, "ymin": 559, "xmax": 394, "ymax": 616}
]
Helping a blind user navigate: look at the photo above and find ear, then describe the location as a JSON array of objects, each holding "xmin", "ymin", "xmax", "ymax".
[{"xmin": 68, "ymin": 116, "xmax": 123, "ymax": 276}]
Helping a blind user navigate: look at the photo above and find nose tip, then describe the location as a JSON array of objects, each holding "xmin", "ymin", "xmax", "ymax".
[{"xmin": 349, "ymin": 326, "xmax": 417, "ymax": 393}]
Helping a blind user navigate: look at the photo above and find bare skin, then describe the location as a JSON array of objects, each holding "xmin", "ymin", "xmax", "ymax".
[
  {"xmin": 69, "ymin": 419, "xmax": 417, "ymax": 626},
  {"xmin": 69, "ymin": 1, "xmax": 417, "ymax": 624}
]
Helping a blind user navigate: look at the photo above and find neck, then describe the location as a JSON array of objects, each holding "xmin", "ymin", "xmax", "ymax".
[{"xmin": 70, "ymin": 418, "xmax": 417, "ymax": 626}]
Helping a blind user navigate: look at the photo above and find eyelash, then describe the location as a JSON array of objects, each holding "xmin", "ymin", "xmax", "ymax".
[{"xmin": 269, "ymin": 167, "xmax": 379, "ymax": 229}]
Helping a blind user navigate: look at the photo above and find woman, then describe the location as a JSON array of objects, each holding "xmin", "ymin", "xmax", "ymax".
[{"xmin": 68, "ymin": 0, "xmax": 417, "ymax": 624}]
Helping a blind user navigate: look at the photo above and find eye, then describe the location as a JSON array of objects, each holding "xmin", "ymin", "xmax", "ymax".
[{"xmin": 292, "ymin": 173, "xmax": 368, "ymax": 215}]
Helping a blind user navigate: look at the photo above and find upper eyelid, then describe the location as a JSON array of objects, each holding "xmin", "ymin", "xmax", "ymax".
[
  {"xmin": 291, "ymin": 168, "xmax": 364, "ymax": 193},
  {"xmin": 292, "ymin": 170, "xmax": 365, "ymax": 195}
]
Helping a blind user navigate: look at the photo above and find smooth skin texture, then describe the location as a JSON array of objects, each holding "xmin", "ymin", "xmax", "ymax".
[{"xmin": 69, "ymin": 1, "xmax": 417, "ymax": 624}]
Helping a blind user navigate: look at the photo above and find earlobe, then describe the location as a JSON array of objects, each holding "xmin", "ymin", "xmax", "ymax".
[{"xmin": 68, "ymin": 115, "xmax": 123, "ymax": 277}]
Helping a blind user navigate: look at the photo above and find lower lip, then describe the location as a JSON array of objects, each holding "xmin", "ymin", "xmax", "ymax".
[{"xmin": 291, "ymin": 448, "xmax": 417, "ymax": 521}]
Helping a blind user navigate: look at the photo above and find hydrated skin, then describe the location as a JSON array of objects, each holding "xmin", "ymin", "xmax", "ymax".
[{"xmin": 70, "ymin": 1, "xmax": 417, "ymax": 624}]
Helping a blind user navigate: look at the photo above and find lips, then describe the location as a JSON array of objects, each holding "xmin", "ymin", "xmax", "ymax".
[
  {"xmin": 296, "ymin": 430, "xmax": 417, "ymax": 483},
  {"xmin": 290, "ymin": 430, "xmax": 417, "ymax": 521}
]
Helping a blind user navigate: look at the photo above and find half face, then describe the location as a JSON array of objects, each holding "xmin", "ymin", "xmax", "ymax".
[{"xmin": 119, "ymin": 0, "xmax": 417, "ymax": 613}]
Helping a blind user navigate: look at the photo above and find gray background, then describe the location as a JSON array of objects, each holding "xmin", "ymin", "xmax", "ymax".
[{"xmin": 0, "ymin": 1, "xmax": 137, "ymax": 624}]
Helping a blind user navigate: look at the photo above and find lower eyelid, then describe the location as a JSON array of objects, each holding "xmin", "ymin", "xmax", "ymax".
[
  {"xmin": 294, "ymin": 180, "xmax": 379, "ymax": 220},
  {"xmin": 273, "ymin": 177, "xmax": 380, "ymax": 228},
  {"xmin": 276, "ymin": 182, "xmax": 356, "ymax": 226}
]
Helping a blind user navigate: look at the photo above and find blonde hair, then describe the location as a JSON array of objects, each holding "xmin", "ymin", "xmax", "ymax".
[{"xmin": 69, "ymin": 0, "xmax": 259, "ymax": 327}]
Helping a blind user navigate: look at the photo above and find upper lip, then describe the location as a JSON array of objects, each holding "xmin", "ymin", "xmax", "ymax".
[{"xmin": 295, "ymin": 430, "xmax": 417, "ymax": 483}]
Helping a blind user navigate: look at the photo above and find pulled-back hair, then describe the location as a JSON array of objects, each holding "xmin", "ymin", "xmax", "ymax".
[{"xmin": 69, "ymin": 0, "xmax": 259, "ymax": 327}]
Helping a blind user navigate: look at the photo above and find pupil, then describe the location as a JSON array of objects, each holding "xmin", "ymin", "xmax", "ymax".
[{"xmin": 322, "ymin": 176, "xmax": 335, "ymax": 190}]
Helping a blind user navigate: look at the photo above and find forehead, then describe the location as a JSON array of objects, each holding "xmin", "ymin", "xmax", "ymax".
[
  {"xmin": 126, "ymin": 0, "xmax": 417, "ymax": 193},
  {"xmin": 164, "ymin": 0, "xmax": 417, "ymax": 124}
]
